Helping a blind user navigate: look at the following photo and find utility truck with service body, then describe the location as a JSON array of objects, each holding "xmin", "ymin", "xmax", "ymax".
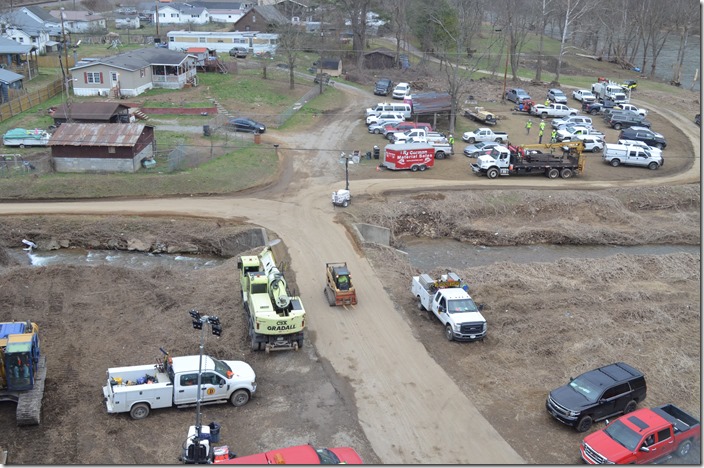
[
  {"xmin": 238, "ymin": 240, "xmax": 306, "ymax": 352},
  {"xmin": 0, "ymin": 320, "xmax": 45, "ymax": 425},
  {"xmin": 412, "ymin": 272, "xmax": 487, "ymax": 342},
  {"xmin": 461, "ymin": 127, "xmax": 508, "ymax": 144},
  {"xmin": 592, "ymin": 81, "xmax": 629, "ymax": 103},
  {"xmin": 580, "ymin": 404, "xmax": 700, "ymax": 464},
  {"xmin": 380, "ymin": 143, "xmax": 435, "ymax": 171},
  {"xmin": 102, "ymin": 351, "xmax": 256, "ymax": 420},
  {"xmin": 471, "ymin": 142, "xmax": 585, "ymax": 179}
]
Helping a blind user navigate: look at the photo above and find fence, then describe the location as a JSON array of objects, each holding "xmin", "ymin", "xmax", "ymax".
[
  {"xmin": 0, "ymin": 79, "xmax": 63, "ymax": 124},
  {"xmin": 0, "ymin": 153, "xmax": 51, "ymax": 178},
  {"xmin": 276, "ymin": 85, "xmax": 321, "ymax": 128}
]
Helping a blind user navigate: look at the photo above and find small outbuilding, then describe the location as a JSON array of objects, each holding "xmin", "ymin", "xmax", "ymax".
[
  {"xmin": 363, "ymin": 48, "xmax": 396, "ymax": 69},
  {"xmin": 49, "ymin": 102, "xmax": 132, "ymax": 125},
  {"xmin": 49, "ymin": 123, "xmax": 155, "ymax": 173}
]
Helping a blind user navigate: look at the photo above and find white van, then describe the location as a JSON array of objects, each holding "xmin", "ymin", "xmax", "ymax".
[
  {"xmin": 602, "ymin": 144, "xmax": 663, "ymax": 170},
  {"xmin": 365, "ymin": 102, "xmax": 412, "ymax": 119}
]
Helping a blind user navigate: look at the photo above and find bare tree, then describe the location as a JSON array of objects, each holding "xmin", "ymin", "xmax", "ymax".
[
  {"xmin": 533, "ymin": 0, "xmax": 556, "ymax": 82},
  {"xmin": 670, "ymin": 0, "xmax": 699, "ymax": 84},
  {"xmin": 275, "ymin": 20, "xmax": 305, "ymax": 89},
  {"xmin": 553, "ymin": 0, "xmax": 591, "ymax": 82},
  {"xmin": 332, "ymin": 0, "xmax": 372, "ymax": 70}
]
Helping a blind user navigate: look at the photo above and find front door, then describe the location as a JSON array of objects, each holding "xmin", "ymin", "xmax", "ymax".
[
  {"xmin": 174, "ymin": 372, "xmax": 200, "ymax": 404},
  {"xmin": 200, "ymin": 372, "xmax": 229, "ymax": 402},
  {"xmin": 638, "ymin": 427, "xmax": 673, "ymax": 464}
]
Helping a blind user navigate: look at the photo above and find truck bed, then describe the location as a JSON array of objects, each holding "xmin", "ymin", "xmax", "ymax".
[{"xmin": 653, "ymin": 404, "xmax": 700, "ymax": 434}]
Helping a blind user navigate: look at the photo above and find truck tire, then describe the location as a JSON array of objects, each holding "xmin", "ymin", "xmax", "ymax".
[
  {"xmin": 576, "ymin": 415, "xmax": 593, "ymax": 433},
  {"xmin": 655, "ymin": 142, "xmax": 664, "ymax": 149},
  {"xmin": 468, "ymin": 137, "xmax": 476, "ymax": 144},
  {"xmin": 610, "ymin": 159, "xmax": 621, "ymax": 167},
  {"xmin": 444, "ymin": 325, "xmax": 454, "ymax": 341},
  {"xmin": 342, "ymin": 200, "xmax": 349, "ymax": 207},
  {"xmin": 230, "ymin": 389, "xmax": 250, "ymax": 407},
  {"xmin": 494, "ymin": 138, "xmax": 502, "ymax": 143},
  {"xmin": 419, "ymin": 164, "xmax": 427, "ymax": 171},
  {"xmin": 411, "ymin": 165, "xmax": 419, "ymax": 172},
  {"xmin": 541, "ymin": 113, "xmax": 548, "ymax": 119},
  {"xmin": 417, "ymin": 299, "xmax": 425, "ymax": 311},
  {"xmin": 435, "ymin": 151, "xmax": 445, "ymax": 160},
  {"xmin": 297, "ymin": 339, "xmax": 304, "ymax": 349},
  {"xmin": 593, "ymin": 145, "xmax": 603, "ymax": 152},
  {"xmin": 486, "ymin": 168, "xmax": 499, "ymax": 179},
  {"xmin": 130, "ymin": 403, "xmax": 150, "ymax": 420},
  {"xmin": 613, "ymin": 123, "xmax": 622, "ymax": 130},
  {"xmin": 676, "ymin": 440, "xmax": 692, "ymax": 457},
  {"xmin": 251, "ymin": 336, "xmax": 260, "ymax": 351},
  {"xmin": 623, "ymin": 400, "xmax": 637, "ymax": 414},
  {"xmin": 560, "ymin": 168, "xmax": 573, "ymax": 179},
  {"xmin": 590, "ymin": 109, "xmax": 599, "ymax": 115},
  {"xmin": 374, "ymin": 129, "xmax": 381, "ymax": 134},
  {"xmin": 648, "ymin": 162, "xmax": 659, "ymax": 170},
  {"xmin": 547, "ymin": 168, "xmax": 560, "ymax": 179}
]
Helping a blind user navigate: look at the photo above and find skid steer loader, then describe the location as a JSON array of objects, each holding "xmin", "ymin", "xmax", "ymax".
[{"xmin": 323, "ymin": 263, "xmax": 357, "ymax": 307}]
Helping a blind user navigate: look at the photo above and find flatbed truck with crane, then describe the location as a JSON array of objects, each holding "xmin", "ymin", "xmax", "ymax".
[{"xmin": 470, "ymin": 141, "xmax": 585, "ymax": 179}]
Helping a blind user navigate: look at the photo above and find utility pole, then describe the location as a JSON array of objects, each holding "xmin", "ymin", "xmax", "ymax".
[
  {"xmin": 60, "ymin": 7, "xmax": 73, "ymax": 122},
  {"xmin": 182, "ymin": 309, "xmax": 222, "ymax": 465},
  {"xmin": 155, "ymin": 1, "xmax": 160, "ymax": 38},
  {"xmin": 318, "ymin": 31, "xmax": 324, "ymax": 94}
]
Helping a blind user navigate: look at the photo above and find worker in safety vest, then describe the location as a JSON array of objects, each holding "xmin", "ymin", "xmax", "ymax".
[
  {"xmin": 525, "ymin": 120, "xmax": 532, "ymax": 135},
  {"xmin": 551, "ymin": 129, "xmax": 557, "ymax": 143},
  {"xmin": 538, "ymin": 128, "xmax": 544, "ymax": 144},
  {"xmin": 539, "ymin": 120, "xmax": 546, "ymax": 132}
]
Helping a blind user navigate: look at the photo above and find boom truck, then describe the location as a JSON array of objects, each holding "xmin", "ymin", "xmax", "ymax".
[
  {"xmin": 0, "ymin": 320, "xmax": 46, "ymax": 425},
  {"xmin": 238, "ymin": 240, "xmax": 306, "ymax": 353},
  {"xmin": 471, "ymin": 141, "xmax": 585, "ymax": 179}
]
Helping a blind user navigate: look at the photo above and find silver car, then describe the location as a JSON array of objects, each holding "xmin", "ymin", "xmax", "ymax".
[{"xmin": 463, "ymin": 141, "xmax": 502, "ymax": 158}]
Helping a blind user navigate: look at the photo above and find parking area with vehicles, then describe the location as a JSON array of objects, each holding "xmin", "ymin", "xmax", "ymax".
[{"xmin": 0, "ymin": 39, "xmax": 699, "ymax": 466}]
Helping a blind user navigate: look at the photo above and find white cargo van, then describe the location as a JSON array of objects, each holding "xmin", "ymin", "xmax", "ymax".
[{"xmin": 602, "ymin": 144, "xmax": 663, "ymax": 170}]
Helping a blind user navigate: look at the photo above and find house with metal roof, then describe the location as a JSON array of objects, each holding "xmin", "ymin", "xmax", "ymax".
[
  {"xmin": 48, "ymin": 10, "xmax": 107, "ymax": 33},
  {"xmin": 0, "ymin": 36, "xmax": 39, "ymax": 81},
  {"xmin": 70, "ymin": 47, "xmax": 197, "ymax": 97},
  {"xmin": 49, "ymin": 123, "xmax": 155, "ymax": 173},
  {"xmin": 156, "ymin": 3, "xmax": 210, "ymax": 25},
  {"xmin": 0, "ymin": 7, "xmax": 61, "ymax": 55},
  {"xmin": 49, "ymin": 102, "xmax": 132, "ymax": 125},
  {"xmin": 0, "ymin": 68, "xmax": 25, "ymax": 103},
  {"xmin": 233, "ymin": 5, "xmax": 288, "ymax": 32}
]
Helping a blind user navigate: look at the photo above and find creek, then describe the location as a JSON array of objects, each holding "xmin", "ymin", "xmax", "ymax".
[{"xmin": 6, "ymin": 242, "xmax": 700, "ymax": 273}]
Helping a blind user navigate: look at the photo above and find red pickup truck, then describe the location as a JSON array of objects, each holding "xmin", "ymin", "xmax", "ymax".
[{"xmin": 580, "ymin": 404, "xmax": 700, "ymax": 464}]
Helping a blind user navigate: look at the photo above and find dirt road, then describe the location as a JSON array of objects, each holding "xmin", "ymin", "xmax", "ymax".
[{"xmin": 0, "ymin": 80, "xmax": 698, "ymax": 464}]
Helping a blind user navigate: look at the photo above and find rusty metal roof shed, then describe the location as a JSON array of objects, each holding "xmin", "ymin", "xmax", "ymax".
[
  {"xmin": 48, "ymin": 123, "xmax": 152, "ymax": 147},
  {"xmin": 411, "ymin": 92, "xmax": 452, "ymax": 115},
  {"xmin": 51, "ymin": 103, "xmax": 131, "ymax": 121}
]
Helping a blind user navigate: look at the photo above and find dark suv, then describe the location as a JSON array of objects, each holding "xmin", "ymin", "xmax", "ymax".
[
  {"xmin": 374, "ymin": 78, "xmax": 393, "ymax": 96},
  {"xmin": 618, "ymin": 127, "xmax": 667, "ymax": 149},
  {"xmin": 609, "ymin": 113, "xmax": 650, "ymax": 130},
  {"xmin": 546, "ymin": 362, "xmax": 646, "ymax": 432}
]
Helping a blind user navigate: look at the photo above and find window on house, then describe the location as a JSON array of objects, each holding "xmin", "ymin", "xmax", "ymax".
[
  {"xmin": 199, "ymin": 37, "xmax": 205, "ymax": 43},
  {"xmin": 140, "ymin": 68, "xmax": 145, "ymax": 77},
  {"xmin": 111, "ymin": 72, "xmax": 118, "ymax": 81},
  {"xmin": 108, "ymin": 147, "xmax": 116, "ymax": 154},
  {"xmin": 86, "ymin": 72, "xmax": 101, "ymax": 83}
]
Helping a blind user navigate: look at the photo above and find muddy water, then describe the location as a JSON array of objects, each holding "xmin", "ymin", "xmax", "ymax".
[
  {"xmin": 7, "ymin": 241, "xmax": 700, "ymax": 273},
  {"xmin": 8, "ymin": 249, "xmax": 225, "ymax": 270},
  {"xmin": 398, "ymin": 237, "xmax": 700, "ymax": 271}
]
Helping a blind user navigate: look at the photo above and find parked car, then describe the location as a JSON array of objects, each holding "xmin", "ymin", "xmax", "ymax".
[
  {"xmin": 551, "ymin": 115, "xmax": 593, "ymax": 130},
  {"xmin": 618, "ymin": 127, "xmax": 667, "ymax": 149},
  {"xmin": 374, "ymin": 78, "xmax": 394, "ymax": 96},
  {"xmin": 463, "ymin": 141, "xmax": 502, "ymax": 158},
  {"xmin": 602, "ymin": 144, "xmax": 663, "ymax": 170},
  {"xmin": 228, "ymin": 117, "xmax": 266, "ymax": 133},
  {"xmin": 618, "ymin": 139, "xmax": 663, "ymax": 159},
  {"xmin": 572, "ymin": 89, "xmax": 596, "ymax": 103},
  {"xmin": 608, "ymin": 113, "xmax": 651, "ymax": 130},
  {"xmin": 505, "ymin": 88, "xmax": 531, "ymax": 103},
  {"xmin": 229, "ymin": 46, "xmax": 248, "ymax": 58},
  {"xmin": 570, "ymin": 135, "xmax": 604, "ymax": 152},
  {"xmin": 314, "ymin": 73, "xmax": 330, "ymax": 85},
  {"xmin": 547, "ymin": 88, "xmax": 568, "ymax": 104},
  {"xmin": 392, "ymin": 82, "xmax": 411, "ymax": 100},
  {"xmin": 223, "ymin": 444, "xmax": 363, "ymax": 464},
  {"xmin": 695, "ymin": 114, "xmax": 701, "ymax": 126},
  {"xmin": 366, "ymin": 112, "xmax": 405, "ymax": 126},
  {"xmin": 546, "ymin": 362, "xmax": 647, "ymax": 432}
]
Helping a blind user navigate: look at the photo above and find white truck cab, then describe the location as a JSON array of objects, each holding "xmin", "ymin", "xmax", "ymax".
[{"xmin": 602, "ymin": 144, "xmax": 663, "ymax": 170}]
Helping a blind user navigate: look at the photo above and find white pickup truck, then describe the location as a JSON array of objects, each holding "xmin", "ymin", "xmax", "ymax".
[
  {"xmin": 406, "ymin": 137, "xmax": 454, "ymax": 159},
  {"xmin": 530, "ymin": 103, "xmax": 579, "ymax": 119},
  {"xmin": 555, "ymin": 125, "xmax": 605, "ymax": 142},
  {"xmin": 391, "ymin": 128, "xmax": 446, "ymax": 144},
  {"xmin": 412, "ymin": 272, "xmax": 487, "ymax": 342},
  {"xmin": 461, "ymin": 127, "xmax": 509, "ymax": 144},
  {"xmin": 102, "ymin": 353, "xmax": 256, "ymax": 419}
]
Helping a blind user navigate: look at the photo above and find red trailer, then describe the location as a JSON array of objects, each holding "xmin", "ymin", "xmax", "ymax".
[{"xmin": 381, "ymin": 143, "xmax": 435, "ymax": 172}]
